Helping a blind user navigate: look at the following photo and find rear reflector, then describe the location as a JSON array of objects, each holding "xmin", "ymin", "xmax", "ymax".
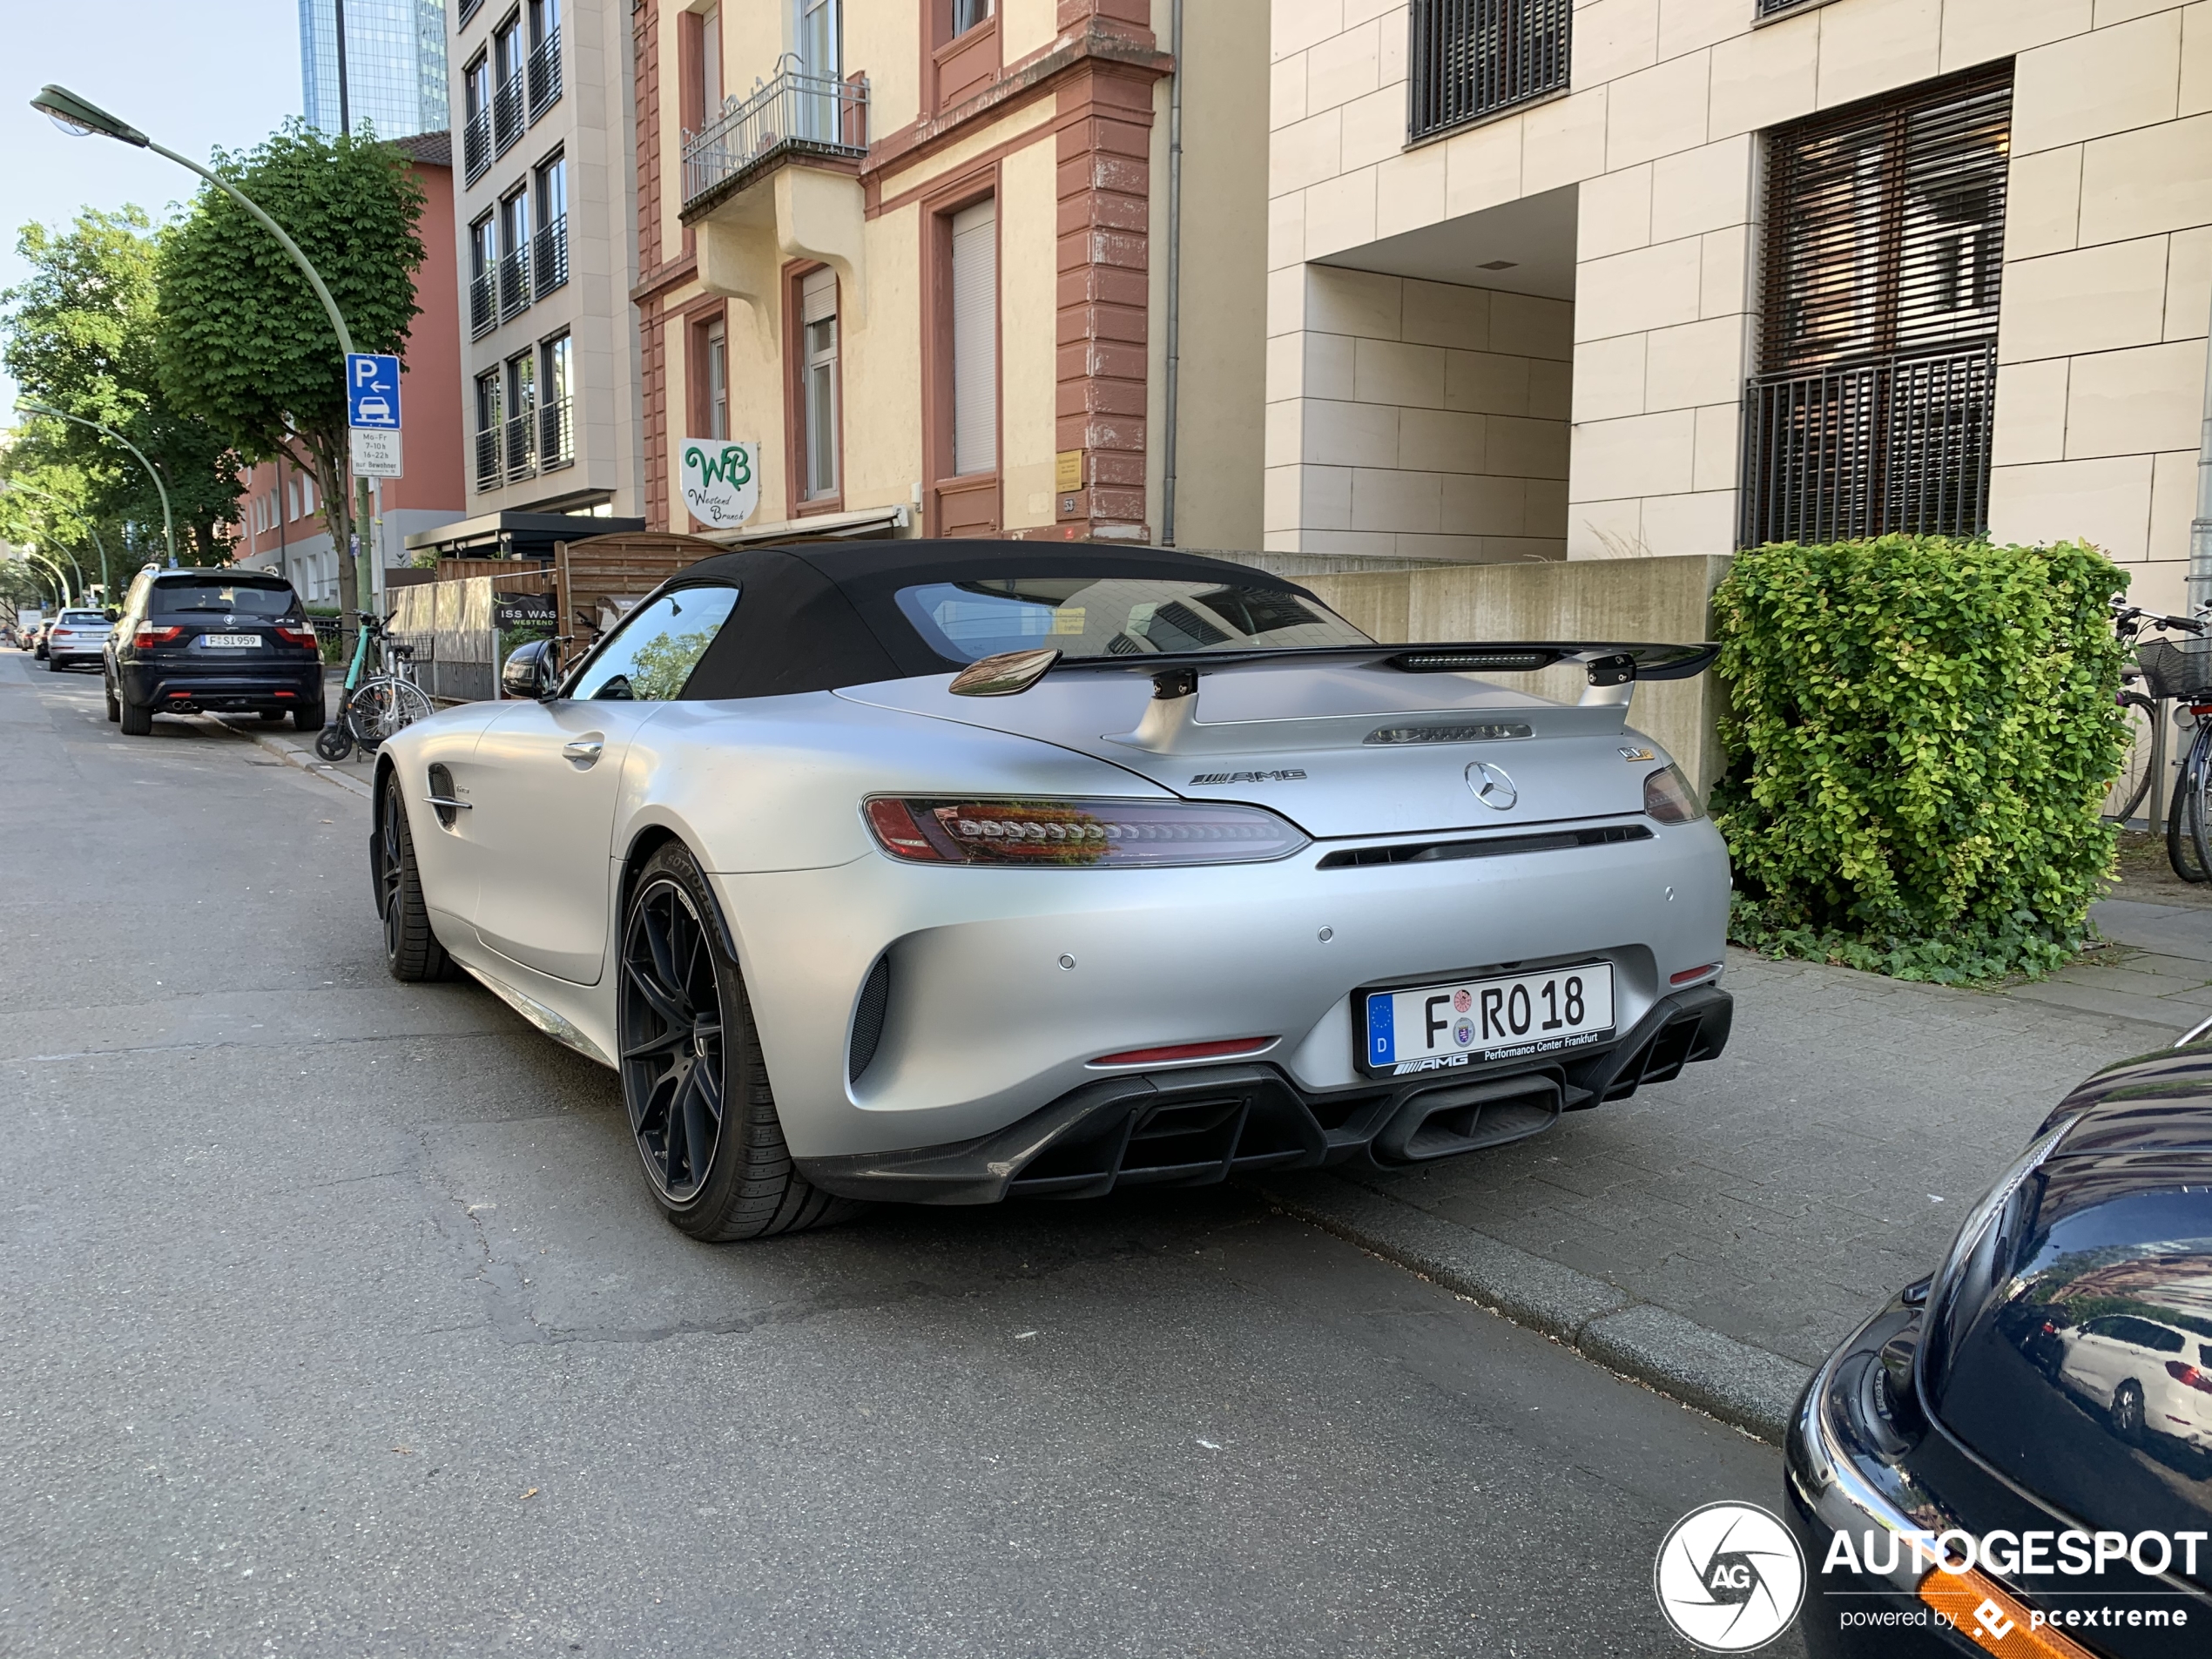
[
  {"xmin": 274, "ymin": 690, "xmax": 296, "ymax": 698},
  {"xmin": 1919, "ymin": 1567, "xmax": 2095, "ymax": 1658},
  {"xmin": 1090, "ymin": 1036, "xmax": 1275, "ymax": 1068},
  {"xmin": 1669, "ymin": 963, "xmax": 1723, "ymax": 986}
]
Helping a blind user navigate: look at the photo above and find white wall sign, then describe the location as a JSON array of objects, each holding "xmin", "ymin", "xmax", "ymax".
[
  {"xmin": 677, "ymin": 438, "xmax": 760, "ymax": 530},
  {"xmin": 350, "ymin": 426, "xmax": 403, "ymax": 479}
]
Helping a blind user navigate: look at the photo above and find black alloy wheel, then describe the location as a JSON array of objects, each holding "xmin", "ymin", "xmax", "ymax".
[
  {"xmin": 616, "ymin": 842, "xmax": 853, "ymax": 1241},
  {"xmin": 377, "ymin": 779, "xmax": 457, "ymax": 982},
  {"xmin": 2113, "ymin": 1379, "xmax": 2147, "ymax": 1445}
]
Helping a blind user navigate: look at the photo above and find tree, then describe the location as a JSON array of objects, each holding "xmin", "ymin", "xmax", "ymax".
[
  {"xmin": 1, "ymin": 206, "xmax": 241, "ymax": 564},
  {"xmin": 156, "ymin": 121, "xmax": 425, "ymax": 635}
]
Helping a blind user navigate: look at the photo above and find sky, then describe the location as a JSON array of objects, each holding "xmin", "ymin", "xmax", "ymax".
[{"xmin": 0, "ymin": 0, "xmax": 302, "ymax": 416}]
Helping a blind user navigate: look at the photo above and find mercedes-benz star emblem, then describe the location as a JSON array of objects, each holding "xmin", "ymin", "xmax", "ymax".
[{"xmin": 1467, "ymin": 760, "xmax": 1518, "ymax": 811}]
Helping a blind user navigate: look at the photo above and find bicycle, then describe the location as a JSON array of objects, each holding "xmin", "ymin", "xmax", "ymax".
[
  {"xmin": 2121, "ymin": 604, "xmax": 2212, "ymax": 880},
  {"xmin": 314, "ymin": 610, "xmax": 434, "ymax": 762},
  {"xmin": 2107, "ymin": 604, "xmax": 2180, "ymax": 826}
]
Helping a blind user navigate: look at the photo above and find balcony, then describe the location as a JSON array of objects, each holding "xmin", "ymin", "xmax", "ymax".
[
  {"xmin": 539, "ymin": 396, "xmax": 574, "ymax": 472},
  {"xmin": 1738, "ymin": 341, "xmax": 1998, "ymax": 548},
  {"xmin": 462, "ymin": 108, "xmax": 490, "ymax": 185},
  {"xmin": 469, "ymin": 271, "xmax": 496, "ymax": 340},
  {"xmin": 533, "ymin": 215, "xmax": 569, "ymax": 295},
  {"xmin": 474, "ymin": 424, "xmax": 501, "ymax": 493},
  {"xmin": 493, "ymin": 74, "xmax": 525, "ymax": 157},
  {"xmin": 528, "ymin": 29, "xmax": 562, "ymax": 121},
  {"xmin": 681, "ymin": 57, "xmax": 869, "ymax": 218},
  {"xmin": 1407, "ymin": 0, "xmax": 1572, "ymax": 144},
  {"xmin": 502, "ymin": 410, "xmax": 538, "ymax": 484},
  {"xmin": 498, "ymin": 248, "xmax": 532, "ymax": 321}
]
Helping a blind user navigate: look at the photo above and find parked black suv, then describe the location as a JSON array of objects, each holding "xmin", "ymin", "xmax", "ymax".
[{"xmin": 105, "ymin": 568, "xmax": 326, "ymax": 736}]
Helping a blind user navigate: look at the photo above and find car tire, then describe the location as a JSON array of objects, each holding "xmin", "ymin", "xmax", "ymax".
[
  {"xmin": 260, "ymin": 710, "xmax": 287, "ymax": 724},
  {"xmin": 104, "ymin": 676, "xmax": 120, "ymax": 723},
  {"xmin": 375, "ymin": 779, "xmax": 461, "ymax": 984},
  {"xmin": 2113, "ymin": 1379, "xmax": 2147, "ymax": 1444},
  {"xmin": 294, "ymin": 694, "xmax": 327, "ymax": 734},
  {"xmin": 119, "ymin": 696, "xmax": 153, "ymax": 736},
  {"xmin": 617, "ymin": 841, "xmax": 859, "ymax": 1242}
]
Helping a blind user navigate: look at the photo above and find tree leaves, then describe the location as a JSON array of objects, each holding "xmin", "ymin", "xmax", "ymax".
[{"xmin": 1711, "ymin": 536, "xmax": 2128, "ymax": 983}]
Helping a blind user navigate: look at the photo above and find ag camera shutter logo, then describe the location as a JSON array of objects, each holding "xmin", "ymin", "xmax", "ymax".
[{"xmin": 1654, "ymin": 1502, "xmax": 1804, "ymax": 1651}]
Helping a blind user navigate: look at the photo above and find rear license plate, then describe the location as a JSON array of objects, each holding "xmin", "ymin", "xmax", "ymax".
[
  {"xmin": 201, "ymin": 634, "xmax": 261, "ymax": 649},
  {"xmin": 1363, "ymin": 963, "xmax": 1615, "ymax": 1075}
]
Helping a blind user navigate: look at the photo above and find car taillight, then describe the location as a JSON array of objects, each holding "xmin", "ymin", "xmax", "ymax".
[
  {"xmin": 2167, "ymin": 1360, "xmax": 2212, "ymax": 1393},
  {"xmin": 274, "ymin": 623, "xmax": 317, "ymax": 647},
  {"xmin": 134, "ymin": 624, "xmax": 184, "ymax": 648},
  {"xmin": 1643, "ymin": 763, "xmax": 1705, "ymax": 824},
  {"xmin": 863, "ymin": 797, "xmax": 1310, "ymax": 867}
]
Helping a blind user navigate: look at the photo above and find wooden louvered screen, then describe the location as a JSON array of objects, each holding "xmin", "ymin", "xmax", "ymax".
[
  {"xmin": 1739, "ymin": 62, "xmax": 2014, "ymax": 547},
  {"xmin": 1407, "ymin": 0, "xmax": 1572, "ymax": 143}
]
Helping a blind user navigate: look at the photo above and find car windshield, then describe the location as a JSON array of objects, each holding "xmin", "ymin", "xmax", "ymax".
[
  {"xmin": 894, "ymin": 577, "xmax": 1372, "ymax": 664},
  {"xmin": 152, "ymin": 581, "xmax": 296, "ymax": 618}
]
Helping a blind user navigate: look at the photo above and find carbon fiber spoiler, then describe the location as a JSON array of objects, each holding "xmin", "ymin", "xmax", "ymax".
[{"xmin": 948, "ymin": 641, "xmax": 1720, "ymax": 698}]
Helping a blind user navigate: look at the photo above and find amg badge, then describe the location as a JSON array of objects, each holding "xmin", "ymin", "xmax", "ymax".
[{"xmin": 1189, "ymin": 769, "xmax": 1307, "ymax": 785}]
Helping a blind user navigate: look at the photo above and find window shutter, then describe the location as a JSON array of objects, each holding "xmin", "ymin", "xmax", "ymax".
[
  {"xmin": 802, "ymin": 266, "xmax": 837, "ymax": 325},
  {"xmin": 950, "ymin": 199, "xmax": 997, "ymax": 477}
]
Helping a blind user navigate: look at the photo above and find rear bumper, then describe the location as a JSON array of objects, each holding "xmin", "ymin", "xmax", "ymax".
[
  {"xmin": 119, "ymin": 660, "xmax": 320, "ymax": 711},
  {"xmin": 794, "ymin": 983, "xmax": 1730, "ymax": 1204}
]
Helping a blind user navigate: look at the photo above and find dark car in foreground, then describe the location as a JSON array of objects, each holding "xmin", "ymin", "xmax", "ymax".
[
  {"xmin": 105, "ymin": 568, "xmax": 324, "ymax": 736},
  {"xmin": 1786, "ymin": 1039, "xmax": 2212, "ymax": 1656}
]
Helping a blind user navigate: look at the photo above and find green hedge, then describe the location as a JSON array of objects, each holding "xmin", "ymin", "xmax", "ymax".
[{"xmin": 1711, "ymin": 536, "xmax": 2128, "ymax": 983}]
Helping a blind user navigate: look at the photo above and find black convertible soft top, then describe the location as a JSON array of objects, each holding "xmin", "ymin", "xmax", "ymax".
[{"xmin": 664, "ymin": 541, "xmax": 1313, "ymax": 701}]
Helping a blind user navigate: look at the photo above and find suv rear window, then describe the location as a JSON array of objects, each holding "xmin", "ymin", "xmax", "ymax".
[{"xmin": 151, "ymin": 579, "xmax": 299, "ymax": 618}]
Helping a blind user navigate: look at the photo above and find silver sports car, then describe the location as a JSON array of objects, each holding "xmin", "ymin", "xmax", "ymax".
[{"xmin": 370, "ymin": 543, "xmax": 1732, "ymax": 1241}]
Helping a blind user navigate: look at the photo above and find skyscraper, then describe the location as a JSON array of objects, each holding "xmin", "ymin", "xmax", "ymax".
[{"xmin": 300, "ymin": 0, "xmax": 449, "ymax": 139}]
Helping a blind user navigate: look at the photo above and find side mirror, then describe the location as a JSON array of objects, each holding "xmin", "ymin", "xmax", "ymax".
[{"xmin": 502, "ymin": 637, "xmax": 561, "ymax": 700}]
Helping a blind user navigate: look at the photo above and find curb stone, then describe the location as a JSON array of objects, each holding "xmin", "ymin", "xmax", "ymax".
[
  {"xmin": 1261, "ymin": 1172, "xmax": 1812, "ymax": 1445},
  {"xmin": 189, "ymin": 713, "xmax": 374, "ymax": 801}
]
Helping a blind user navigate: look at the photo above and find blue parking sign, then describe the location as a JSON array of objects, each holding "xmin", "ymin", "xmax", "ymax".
[{"xmin": 346, "ymin": 353, "xmax": 401, "ymax": 429}]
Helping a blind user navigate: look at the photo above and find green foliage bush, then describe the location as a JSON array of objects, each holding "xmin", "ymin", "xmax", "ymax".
[{"xmin": 1711, "ymin": 536, "xmax": 2128, "ymax": 983}]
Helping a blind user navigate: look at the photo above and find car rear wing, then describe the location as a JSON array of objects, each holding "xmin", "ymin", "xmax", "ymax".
[{"xmin": 948, "ymin": 640, "xmax": 1720, "ymax": 703}]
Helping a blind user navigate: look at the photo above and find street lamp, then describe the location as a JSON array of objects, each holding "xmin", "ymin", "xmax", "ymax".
[
  {"xmin": 30, "ymin": 84, "xmax": 374, "ymax": 619},
  {"xmin": 12, "ymin": 399, "xmax": 173, "ymax": 570},
  {"xmin": 0, "ymin": 478, "xmax": 109, "ymax": 596},
  {"xmin": 21, "ymin": 546, "xmax": 73, "ymax": 606}
]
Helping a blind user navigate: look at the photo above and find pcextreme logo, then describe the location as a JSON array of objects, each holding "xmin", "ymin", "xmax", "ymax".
[{"xmin": 1654, "ymin": 1502, "xmax": 1807, "ymax": 1652}]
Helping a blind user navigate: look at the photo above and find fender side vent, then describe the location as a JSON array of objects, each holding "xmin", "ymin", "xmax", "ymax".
[{"xmin": 848, "ymin": 956, "xmax": 892, "ymax": 1083}]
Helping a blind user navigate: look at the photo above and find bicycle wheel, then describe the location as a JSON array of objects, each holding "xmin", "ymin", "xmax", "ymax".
[
  {"xmin": 2105, "ymin": 693, "xmax": 2158, "ymax": 823},
  {"xmin": 346, "ymin": 675, "xmax": 435, "ymax": 751},
  {"xmin": 2168, "ymin": 728, "xmax": 2211, "ymax": 882}
]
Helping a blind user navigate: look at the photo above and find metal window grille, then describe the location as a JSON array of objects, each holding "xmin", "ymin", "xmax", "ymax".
[
  {"xmin": 1739, "ymin": 62, "xmax": 2013, "ymax": 548},
  {"xmin": 459, "ymin": 0, "xmax": 484, "ymax": 24},
  {"xmin": 1407, "ymin": 0, "xmax": 1571, "ymax": 144},
  {"xmin": 502, "ymin": 411, "xmax": 537, "ymax": 482},
  {"xmin": 493, "ymin": 72, "xmax": 525, "ymax": 154},
  {"xmin": 498, "ymin": 247, "xmax": 531, "ymax": 320},
  {"xmin": 527, "ymin": 27, "xmax": 561, "ymax": 119},
  {"xmin": 533, "ymin": 214, "xmax": 569, "ymax": 294},
  {"xmin": 462, "ymin": 109, "xmax": 491, "ymax": 184},
  {"xmin": 538, "ymin": 395, "xmax": 574, "ymax": 471},
  {"xmin": 469, "ymin": 272, "xmax": 496, "ymax": 340},
  {"xmin": 681, "ymin": 56, "xmax": 870, "ymax": 215},
  {"xmin": 474, "ymin": 425, "xmax": 502, "ymax": 492}
]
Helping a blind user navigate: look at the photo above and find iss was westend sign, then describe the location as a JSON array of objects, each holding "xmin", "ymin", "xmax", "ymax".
[{"xmin": 677, "ymin": 439, "xmax": 761, "ymax": 530}]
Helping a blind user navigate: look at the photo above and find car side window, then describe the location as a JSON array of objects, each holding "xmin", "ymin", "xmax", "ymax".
[{"xmin": 569, "ymin": 586, "xmax": 739, "ymax": 702}]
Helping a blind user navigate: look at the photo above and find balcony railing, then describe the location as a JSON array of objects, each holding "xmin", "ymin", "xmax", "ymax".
[
  {"xmin": 539, "ymin": 396, "xmax": 574, "ymax": 471},
  {"xmin": 498, "ymin": 248, "xmax": 531, "ymax": 320},
  {"xmin": 462, "ymin": 108, "xmax": 491, "ymax": 184},
  {"xmin": 1407, "ymin": 0, "xmax": 1572, "ymax": 143},
  {"xmin": 533, "ymin": 215, "xmax": 569, "ymax": 295},
  {"xmin": 493, "ymin": 74, "xmax": 525, "ymax": 156},
  {"xmin": 528, "ymin": 29, "xmax": 562, "ymax": 120},
  {"xmin": 469, "ymin": 271, "xmax": 496, "ymax": 340},
  {"xmin": 682, "ymin": 57, "xmax": 869, "ymax": 215},
  {"xmin": 502, "ymin": 410, "xmax": 538, "ymax": 483},
  {"xmin": 1738, "ymin": 341, "xmax": 1998, "ymax": 548},
  {"xmin": 474, "ymin": 424, "xmax": 502, "ymax": 492}
]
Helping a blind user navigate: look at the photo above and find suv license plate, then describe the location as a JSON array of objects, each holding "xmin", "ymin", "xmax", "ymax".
[
  {"xmin": 202, "ymin": 634, "xmax": 261, "ymax": 648},
  {"xmin": 1364, "ymin": 963, "xmax": 1615, "ymax": 1075}
]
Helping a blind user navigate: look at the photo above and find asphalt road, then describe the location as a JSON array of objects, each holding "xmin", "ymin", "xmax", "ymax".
[{"xmin": 0, "ymin": 651, "xmax": 1795, "ymax": 1658}]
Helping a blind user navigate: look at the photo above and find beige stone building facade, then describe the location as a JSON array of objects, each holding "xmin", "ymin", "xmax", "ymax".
[
  {"xmin": 1264, "ymin": 0, "xmax": 2212, "ymax": 605},
  {"xmin": 629, "ymin": 0, "xmax": 1271, "ymax": 550}
]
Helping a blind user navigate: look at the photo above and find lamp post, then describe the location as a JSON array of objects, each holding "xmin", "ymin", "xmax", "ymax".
[
  {"xmin": 1, "ymin": 479, "xmax": 110, "ymax": 597},
  {"xmin": 22, "ymin": 547, "xmax": 72, "ymax": 606},
  {"xmin": 13, "ymin": 399, "xmax": 173, "ymax": 570},
  {"xmin": 30, "ymin": 84, "xmax": 375, "ymax": 632}
]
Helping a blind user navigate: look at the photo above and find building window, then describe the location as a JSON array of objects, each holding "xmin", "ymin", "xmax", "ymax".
[
  {"xmin": 469, "ymin": 212, "xmax": 498, "ymax": 338},
  {"xmin": 952, "ymin": 0, "xmax": 993, "ymax": 36},
  {"xmin": 499, "ymin": 185, "xmax": 532, "ymax": 318},
  {"xmin": 1406, "ymin": 0, "xmax": 1572, "ymax": 144},
  {"xmin": 799, "ymin": 267, "xmax": 840, "ymax": 502},
  {"xmin": 526, "ymin": 0, "xmax": 562, "ymax": 118},
  {"xmin": 462, "ymin": 51, "xmax": 492, "ymax": 181},
  {"xmin": 1739, "ymin": 62, "xmax": 2013, "ymax": 547},
  {"xmin": 493, "ymin": 10, "xmax": 526, "ymax": 152},
  {"xmin": 540, "ymin": 332, "xmax": 574, "ymax": 469},
  {"xmin": 475, "ymin": 368, "xmax": 504, "ymax": 491},
  {"xmin": 533, "ymin": 152, "xmax": 569, "ymax": 293},
  {"xmin": 703, "ymin": 317, "xmax": 728, "ymax": 440},
  {"xmin": 949, "ymin": 198, "xmax": 996, "ymax": 477},
  {"xmin": 695, "ymin": 5, "xmax": 723, "ymax": 123},
  {"xmin": 505, "ymin": 350, "xmax": 537, "ymax": 481},
  {"xmin": 799, "ymin": 0, "xmax": 840, "ymax": 76}
]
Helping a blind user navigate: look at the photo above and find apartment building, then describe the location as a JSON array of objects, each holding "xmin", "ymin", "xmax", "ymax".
[
  {"xmin": 452, "ymin": 0, "xmax": 643, "ymax": 519},
  {"xmin": 629, "ymin": 0, "xmax": 1271, "ymax": 547},
  {"xmin": 1263, "ymin": 0, "xmax": 2212, "ymax": 604},
  {"xmin": 232, "ymin": 132, "xmax": 466, "ymax": 597}
]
